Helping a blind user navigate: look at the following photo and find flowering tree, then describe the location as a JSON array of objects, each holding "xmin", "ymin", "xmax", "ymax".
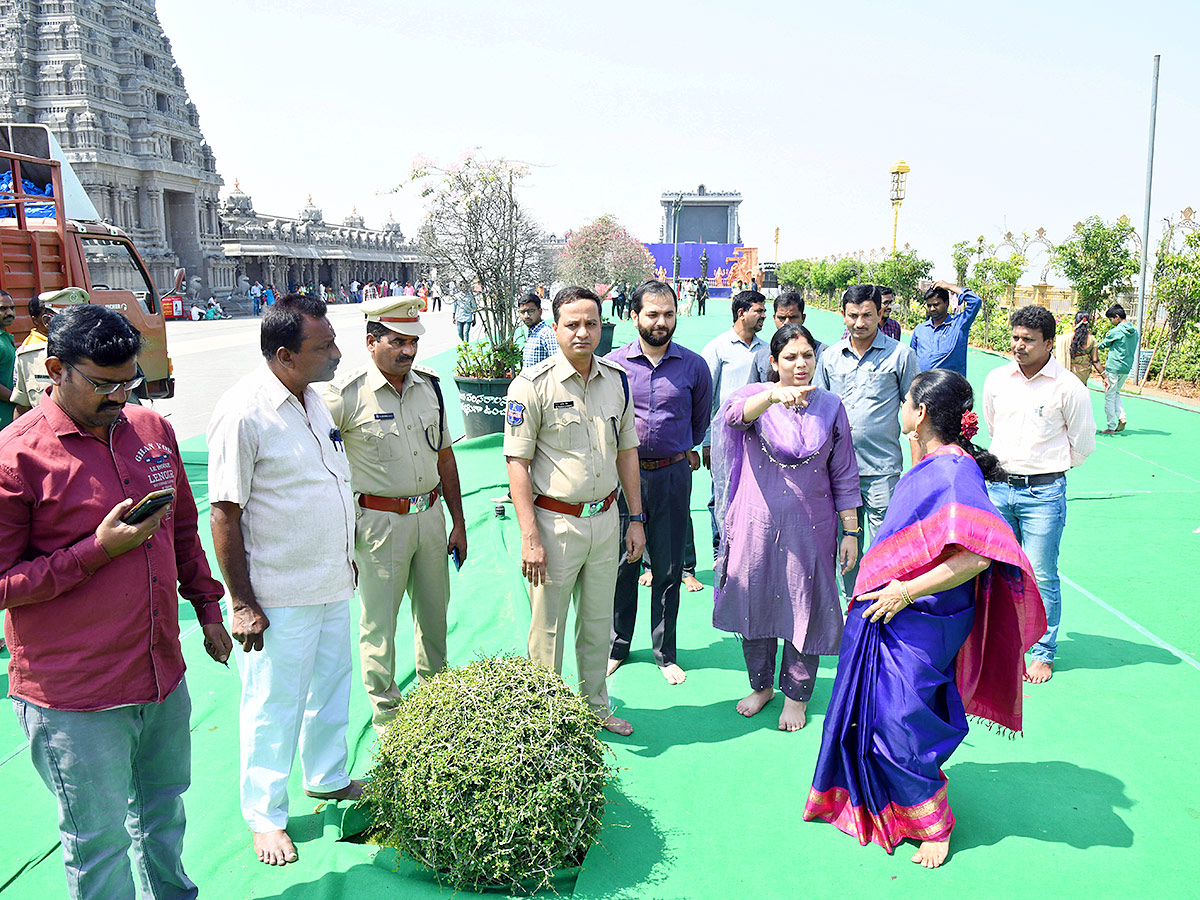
[
  {"xmin": 409, "ymin": 154, "xmax": 553, "ymax": 370},
  {"xmin": 558, "ymin": 215, "xmax": 654, "ymax": 298}
]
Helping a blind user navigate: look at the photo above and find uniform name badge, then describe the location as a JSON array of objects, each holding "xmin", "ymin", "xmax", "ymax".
[{"xmin": 506, "ymin": 400, "xmax": 525, "ymax": 426}]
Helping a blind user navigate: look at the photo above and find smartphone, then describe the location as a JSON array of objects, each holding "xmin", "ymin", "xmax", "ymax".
[
  {"xmin": 123, "ymin": 488, "xmax": 175, "ymax": 524},
  {"xmin": 450, "ymin": 547, "xmax": 463, "ymax": 571}
]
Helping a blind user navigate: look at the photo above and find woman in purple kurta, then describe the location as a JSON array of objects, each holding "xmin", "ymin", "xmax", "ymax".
[{"xmin": 712, "ymin": 325, "xmax": 861, "ymax": 731}]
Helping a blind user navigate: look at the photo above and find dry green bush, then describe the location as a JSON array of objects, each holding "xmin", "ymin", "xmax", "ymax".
[{"xmin": 362, "ymin": 656, "xmax": 611, "ymax": 893}]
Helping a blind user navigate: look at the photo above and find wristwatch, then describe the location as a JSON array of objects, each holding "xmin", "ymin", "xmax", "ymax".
[{"xmin": 628, "ymin": 513, "xmax": 647, "ymax": 523}]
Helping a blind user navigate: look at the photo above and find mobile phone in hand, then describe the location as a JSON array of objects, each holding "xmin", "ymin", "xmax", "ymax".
[
  {"xmin": 123, "ymin": 488, "xmax": 175, "ymax": 524},
  {"xmin": 451, "ymin": 547, "xmax": 463, "ymax": 570}
]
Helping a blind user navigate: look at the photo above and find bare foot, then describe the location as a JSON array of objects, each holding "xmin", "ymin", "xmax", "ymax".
[
  {"xmin": 1024, "ymin": 660, "xmax": 1053, "ymax": 684},
  {"xmin": 778, "ymin": 697, "xmax": 807, "ymax": 731},
  {"xmin": 911, "ymin": 838, "xmax": 950, "ymax": 868},
  {"xmin": 599, "ymin": 714, "xmax": 633, "ymax": 736},
  {"xmin": 305, "ymin": 778, "xmax": 366, "ymax": 801},
  {"xmin": 638, "ymin": 571, "xmax": 653, "ymax": 587},
  {"xmin": 660, "ymin": 662, "xmax": 687, "ymax": 685},
  {"xmin": 736, "ymin": 687, "xmax": 775, "ymax": 717},
  {"xmin": 607, "ymin": 656, "xmax": 625, "ymax": 676},
  {"xmin": 253, "ymin": 829, "xmax": 297, "ymax": 866},
  {"xmin": 682, "ymin": 574, "xmax": 703, "ymax": 592}
]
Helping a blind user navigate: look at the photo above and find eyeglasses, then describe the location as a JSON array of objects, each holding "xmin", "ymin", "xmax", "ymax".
[{"xmin": 67, "ymin": 363, "xmax": 145, "ymax": 395}]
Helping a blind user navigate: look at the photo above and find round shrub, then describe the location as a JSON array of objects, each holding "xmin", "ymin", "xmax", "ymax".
[{"xmin": 362, "ymin": 655, "xmax": 611, "ymax": 892}]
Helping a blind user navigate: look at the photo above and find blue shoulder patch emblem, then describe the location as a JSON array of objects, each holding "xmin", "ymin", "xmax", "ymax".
[{"xmin": 506, "ymin": 401, "xmax": 525, "ymax": 426}]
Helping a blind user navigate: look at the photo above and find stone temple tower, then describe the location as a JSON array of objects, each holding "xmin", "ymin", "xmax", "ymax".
[{"xmin": 0, "ymin": 0, "xmax": 232, "ymax": 295}]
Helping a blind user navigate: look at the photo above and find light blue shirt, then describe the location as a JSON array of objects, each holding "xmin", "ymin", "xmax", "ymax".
[
  {"xmin": 909, "ymin": 289, "xmax": 983, "ymax": 375},
  {"xmin": 700, "ymin": 328, "xmax": 767, "ymax": 446},
  {"xmin": 814, "ymin": 330, "xmax": 918, "ymax": 476}
]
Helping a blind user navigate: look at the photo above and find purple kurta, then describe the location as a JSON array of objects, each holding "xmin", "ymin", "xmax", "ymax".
[{"xmin": 712, "ymin": 384, "xmax": 861, "ymax": 651}]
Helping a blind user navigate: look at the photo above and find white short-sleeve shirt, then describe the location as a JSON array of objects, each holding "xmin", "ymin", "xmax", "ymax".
[{"xmin": 207, "ymin": 365, "xmax": 356, "ymax": 608}]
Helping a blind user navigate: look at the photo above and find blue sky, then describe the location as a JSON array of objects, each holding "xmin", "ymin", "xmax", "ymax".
[{"xmin": 158, "ymin": 0, "xmax": 1198, "ymax": 280}]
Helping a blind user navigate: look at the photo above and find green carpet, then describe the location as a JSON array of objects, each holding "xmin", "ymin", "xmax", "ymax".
[{"xmin": 2, "ymin": 308, "xmax": 1198, "ymax": 899}]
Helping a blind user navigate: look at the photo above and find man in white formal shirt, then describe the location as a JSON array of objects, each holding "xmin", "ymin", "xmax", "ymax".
[
  {"xmin": 983, "ymin": 305, "xmax": 1095, "ymax": 686},
  {"xmin": 208, "ymin": 294, "xmax": 362, "ymax": 867}
]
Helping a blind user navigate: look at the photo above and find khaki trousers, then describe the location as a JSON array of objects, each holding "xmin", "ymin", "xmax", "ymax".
[
  {"xmin": 528, "ymin": 504, "xmax": 619, "ymax": 713},
  {"xmin": 355, "ymin": 503, "xmax": 449, "ymax": 726}
]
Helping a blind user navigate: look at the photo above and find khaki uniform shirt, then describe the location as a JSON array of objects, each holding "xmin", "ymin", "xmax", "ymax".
[
  {"xmin": 11, "ymin": 341, "xmax": 50, "ymax": 409},
  {"xmin": 320, "ymin": 364, "xmax": 449, "ymax": 498},
  {"xmin": 503, "ymin": 353, "xmax": 638, "ymax": 504}
]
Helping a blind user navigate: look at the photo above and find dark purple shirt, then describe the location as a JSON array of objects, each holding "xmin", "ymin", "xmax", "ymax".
[{"xmin": 606, "ymin": 339, "xmax": 713, "ymax": 459}]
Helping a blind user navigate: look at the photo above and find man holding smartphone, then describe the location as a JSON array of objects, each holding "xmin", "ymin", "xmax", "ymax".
[
  {"xmin": 320, "ymin": 297, "xmax": 467, "ymax": 734},
  {"xmin": 0, "ymin": 304, "xmax": 232, "ymax": 900}
]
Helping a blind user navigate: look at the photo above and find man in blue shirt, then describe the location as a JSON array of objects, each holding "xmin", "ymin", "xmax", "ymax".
[
  {"xmin": 909, "ymin": 280, "xmax": 983, "ymax": 374},
  {"xmin": 518, "ymin": 292, "xmax": 558, "ymax": 368}
]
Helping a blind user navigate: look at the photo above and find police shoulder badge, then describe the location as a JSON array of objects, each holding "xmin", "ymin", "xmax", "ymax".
[{"xmin": 506, "ymin": 400, "xmax": 525, "ymax": 426}]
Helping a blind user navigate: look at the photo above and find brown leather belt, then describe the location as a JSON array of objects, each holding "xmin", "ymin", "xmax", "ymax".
[
  {"xmin": 640, "ymin": 452, "xmax": 686, "ymax": 471},
  {"xmin": 358, "ymin": 486, "xmax": 440, "ymax": 515},
  {"xmin": 533, "ymin": 488, "xmax": 618, "ymax": 519}
]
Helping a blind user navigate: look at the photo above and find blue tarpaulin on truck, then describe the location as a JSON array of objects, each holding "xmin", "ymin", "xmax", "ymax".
[{"xmin": 0, "ymin": 170, "xmax": 55, "ymax": 217}]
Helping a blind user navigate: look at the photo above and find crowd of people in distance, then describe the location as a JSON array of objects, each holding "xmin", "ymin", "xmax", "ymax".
[{"xmin": 0, "ymin": 273, "xmax": 1121, "ymax": 896}]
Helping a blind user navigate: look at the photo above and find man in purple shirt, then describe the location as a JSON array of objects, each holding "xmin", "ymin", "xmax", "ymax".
[
  {"xmin": 0, "ymin": 305, "xmax": 231, "ymax": 900},
  {"xmin": 606, "ymin": 281, "xmax": 713, "ymax": 685}
]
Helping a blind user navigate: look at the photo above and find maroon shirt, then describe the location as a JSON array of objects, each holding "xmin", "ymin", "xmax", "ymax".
[{"xmin": 0, "ymin": 395, "xmax": 223, "ymax": 711}]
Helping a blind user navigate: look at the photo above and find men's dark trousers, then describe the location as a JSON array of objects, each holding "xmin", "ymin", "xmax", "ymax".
[{"xmin": 612, "ymin": 459, "xmax": 691, "ymax": 666}]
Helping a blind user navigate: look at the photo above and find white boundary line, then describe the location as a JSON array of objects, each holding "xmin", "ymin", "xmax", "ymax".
[
  {"xmin": 1098, "ymin": 442, "xmax": 1200, "ymax": 485},
  {"xmin": 1062, "ymin": 573, "xmax": 1200, "ymax": 673}
]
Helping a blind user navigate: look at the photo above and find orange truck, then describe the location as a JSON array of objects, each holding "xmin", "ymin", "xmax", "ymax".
[{"xmin": 0, "ymin": 124, "xmax": 173, "ymax": 398}]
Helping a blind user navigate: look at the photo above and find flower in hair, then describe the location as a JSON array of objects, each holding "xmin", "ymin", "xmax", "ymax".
[{"xmin": 960, "ymin": 410, "xmax": 979, "ymax": 441}]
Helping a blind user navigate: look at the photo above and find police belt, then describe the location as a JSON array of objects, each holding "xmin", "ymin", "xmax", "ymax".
[
  {"xmin": 639, "ymin": 452, "xmax": 686, "ymax": 471},
  {"xmin": 358, "ymin": 486, "xmax": 441, "ymax": 515},
  {"xmin": 533, "ymin": 488, "xmax": 618, "ymax": 518}
]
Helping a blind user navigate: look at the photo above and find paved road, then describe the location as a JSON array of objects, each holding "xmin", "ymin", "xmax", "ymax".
[{"xmin": 152, "ymin": 303, "xmax": 464, "ymax": 442}]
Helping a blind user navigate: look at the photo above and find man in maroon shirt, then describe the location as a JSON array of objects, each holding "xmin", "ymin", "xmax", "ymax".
[{"xmin": 0, "ymin": 305, "xmax": 232, "ymax": 900}]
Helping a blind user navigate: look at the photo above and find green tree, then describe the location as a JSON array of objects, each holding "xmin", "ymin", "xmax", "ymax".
[
  {"xmin": 967, "ymin": 249, "xmax": 1028, "ymax": 351},
  {"xmin": 557, "ymin": 214, "xmax": 655, "ymax": 298},
  {"xmin": 866, "ymin": 250, "xmax": 935, "ymax": 302},
  {"xmin": 1051, "ymin": 215, "xmax": 1139, "ymax": 312},
  {"xmin": 1147, "ymin": 229, "xmax": 1200, "ymax": 385},
  {"xmin": 777, "ymin": 258, "xmax": 813, "ymax": 292}
]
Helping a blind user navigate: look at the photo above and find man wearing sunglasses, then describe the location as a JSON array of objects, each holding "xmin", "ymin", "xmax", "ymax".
[{"xmin": 0, "ymin": 304, "xmax": 232, "ymax": 900}]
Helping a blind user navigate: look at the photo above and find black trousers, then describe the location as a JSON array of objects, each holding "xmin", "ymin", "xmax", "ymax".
[{"xmin": 611, "ymin": 458, "xmax": 691, "ymax": 666}]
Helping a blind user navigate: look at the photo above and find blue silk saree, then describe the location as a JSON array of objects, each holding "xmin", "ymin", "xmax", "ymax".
[{"xmin": 803, "ymin": 447, "xmax": 1046, "ymax": 851}]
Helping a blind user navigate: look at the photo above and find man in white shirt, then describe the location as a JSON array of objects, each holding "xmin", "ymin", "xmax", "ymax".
[
  {"xmin": 983, "ymin": 305, "xmax": 1095, "ymax": 685},
  {"xmin": 207, "ymin": 294, "xmax": 362, "ymax": 867}
]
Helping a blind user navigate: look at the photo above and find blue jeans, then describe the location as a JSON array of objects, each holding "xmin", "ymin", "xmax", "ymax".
[
  {"xmin": 987, "ymin": 477, "xmax": 1067, "ymax": 663},
  {"xmin": 13, "ymin": 681, "xmax": 196, "ymax": 900},
  {"xmin": 456, "ymin": 320, "xmax": 472, "ymax": 342}
]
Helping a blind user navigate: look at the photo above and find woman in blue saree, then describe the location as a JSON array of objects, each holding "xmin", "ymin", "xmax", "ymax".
[{"xmin": 803, "ymin": 369, "xmax": 1046, "ymax": 868}]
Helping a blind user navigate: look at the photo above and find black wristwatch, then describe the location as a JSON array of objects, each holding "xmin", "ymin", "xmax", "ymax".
[{"xmin": 628, "ymin": 513, "xmax": 646, "ymax": 523}]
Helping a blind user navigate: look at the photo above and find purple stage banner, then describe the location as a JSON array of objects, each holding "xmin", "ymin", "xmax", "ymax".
[{"xmin": 645, "ymin": 242, "xmax": 742, "ymax": 281}]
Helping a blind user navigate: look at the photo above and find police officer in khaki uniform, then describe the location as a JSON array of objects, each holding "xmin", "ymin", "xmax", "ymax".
[
  {"xmin": 504, "ymin": 286, "xmax": 645, "ymax": 736},
  {"xmin": 320, "ymin": 296, "xmax": 467, "ymax": 731},
  {"xmin": 12, "ymin": 287, "xmax": 89, "ymax": 415}
]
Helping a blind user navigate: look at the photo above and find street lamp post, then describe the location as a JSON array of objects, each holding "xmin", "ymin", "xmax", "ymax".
[
  {"xmin": 889, "ymin": 160, "xmax": 910, "ymax": 254},
  {"xmin": 671, "ymin": 193, "xmax": 683, "ymax": 294}
]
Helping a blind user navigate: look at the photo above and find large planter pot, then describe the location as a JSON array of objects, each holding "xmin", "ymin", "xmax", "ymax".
[
  {"xmin": 597, "ymin": 321, "xmax": 617, "ymax": 356},
  {"xmin": 454, "ymin": 375, "xmax": 516, "ymax": 439}
]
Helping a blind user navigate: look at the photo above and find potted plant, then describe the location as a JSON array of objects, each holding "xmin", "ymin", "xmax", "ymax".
[{"xmin": 410, "ymin": 154, "xmax": 555, "ymax": 437}]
